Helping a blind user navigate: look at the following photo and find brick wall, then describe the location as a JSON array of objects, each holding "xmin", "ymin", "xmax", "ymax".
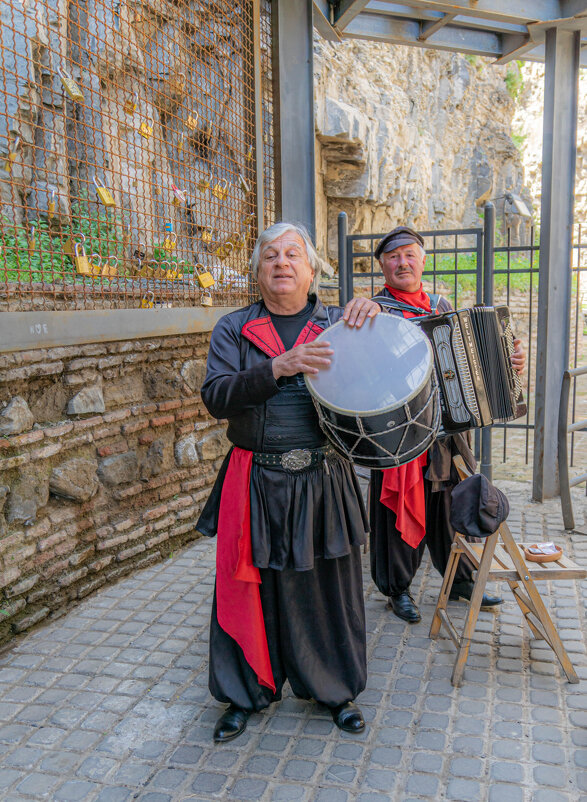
[{"xmin": 0, "ymin": 332, "xmax": 228, "ymax": 647}]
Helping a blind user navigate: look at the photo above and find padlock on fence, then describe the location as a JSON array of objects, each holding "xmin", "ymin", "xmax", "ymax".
[
  {"xmin": 197, "ymin": 173, "xmax": 211, "ymax": 193},
  {"xmin": 63, "ymin": 232, "xmax": 86, "ymax": 258},
  {"xmin": 169, "ymin": 71, "xmax": 186, "ymax": 95},
  {"xmin": 124, "ymin": 92, "xmax": 138, "ymax": 114},
  {"xmin": 171, "ymin": 182, "xmax": 186, "ymax": 207},
  {"xmin": 139, "ymin": 117, "xmax": 154, "ymax": 140},
  {"xmin": 101, "ymin": 255, "xmax": 118, "ymax": 278},
  {"xmin": 141, "ymin": 291, "xmax": 155, "ymax": 309},
  {"xmin": 93, "ymin": 175, "xmax": 116, "ymax": 208},
  {"xmin": 57, "ymin": 66, "xmax": 84, "ymax": 102},
  {"xmin": 133, "ymin": 242, "xmax": 147, "ymax": 262},
  {"xmin": 74, "ymin": 242, "xmax": 92, "ymax": 275},
  {"xmin": 238, "ymin": 173, "xmax": 251, "ymax": 195},
  {"xmin": 200, "ymin": 290, "xmax": 213, "ymax": 307},
  {"xmin": 47, "ymin": 190, "xmax": 56, "ymax": 219},
  {"xmin": 162, "ymin": 231, "xmax": 177, "ymax": 252},
  {"xmin": 201, "ymin": 226, "xmax": 214, "ymax": 244},
  {"xmin": 3, "ymin": 136, "xmax": 20, "ymax": 172},
  {"xmin": 185, "ymin": 111, "xmax": 199, "ymax": 131},
  {"xmin": 212, "ymin": 178, "xmax": 229, "ymax": 201},
  {"xmin": 27, "ymin": 225, "xmax": 36, "ymax": 252},
  {"xmin": 195, "ymin": 263, "xmax": 215, "ymax": 289}
]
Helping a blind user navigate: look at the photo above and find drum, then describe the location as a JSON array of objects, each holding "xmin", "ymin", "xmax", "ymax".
[{"xmin": 305, "ymin": 313, "xmax": 440, "ymax": 468}]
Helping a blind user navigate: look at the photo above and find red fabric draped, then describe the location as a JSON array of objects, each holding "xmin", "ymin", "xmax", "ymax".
[
  {"xmin": 216, "ymin": 447, "xmax": 275, "ymax": 692},
  {"xmin": 384, "ymin": 284, "xmax": 431, "ymax": 317},
  {"xmin": 380, "ymin": 284, "xmax": 432, "ymax": 548}
]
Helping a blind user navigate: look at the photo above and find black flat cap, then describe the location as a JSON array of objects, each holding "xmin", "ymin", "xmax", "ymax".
[
  {"xmin": 449, "ymin": 473, "xmax": 510, "ymax": 539},
  {"xmin": 374, "ymin": 226, "xmax": 425, "ymax": 260}
]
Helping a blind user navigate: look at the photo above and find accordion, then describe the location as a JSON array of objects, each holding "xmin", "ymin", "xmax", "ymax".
[{"xmin": 413, "ymin": 305, "xmax": 526, "ymax": 434}]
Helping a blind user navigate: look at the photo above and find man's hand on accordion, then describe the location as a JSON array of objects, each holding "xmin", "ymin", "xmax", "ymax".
[{"xmin": 511, "ymin": 339, "xmax": 526, "ymax": 374}]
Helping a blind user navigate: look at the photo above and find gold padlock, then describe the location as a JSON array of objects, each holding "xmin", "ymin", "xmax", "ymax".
[
  {"xmin": 139, "ymin": 117, "xmax": 154, "ymax": 139},
  {"xmin": 89, "ymin": 253, "xmax": 103, "ymax": 275},
  {"xmin": 212, "ymin": 178, "xmax": 229, "ymax": 201},
  {"xmin": 197, "ymin": 173, "xmax": 211, "ymax": 192},
  {"xmin": 238, "ymin": 173, "xmax": 251, "ymax": 194},
  {"xmin": 92, "ymin": 175, "xmax": 116, "ymax": 207},
  {"xmin": 48, "ymin": 189, "xmax": 56, "ymax": 219},
  {"xmin": 58, "ymin": 66, "xmax": 84, "ymax": 102},
  {"xmin": 185, "ymin": 111, "xmax": 199, "ymax": 131},
  {"xmin": 162, "ymin": 231, "xmax": 177, "ymax": 252},
  {"xmin": 195, "ymin": 263, "xmax": 215, "ymax": 289},
  {"xmin": 3, "ymin": 136, "xmax": 20, "ymax": 172},
  {"xmin": 63, "ymin": 232, "xmax": 86, "ymax": 258},
  {"xmin": 74, "ymin": 242, "xmax": 92, "ymax": 275},
  {"xmin": 27, "ymin": 225, "xmax": 36, "ymax": 252},
  {"xmin": 246, "ymin": 144, "xmax": 254, "ymax": 162},
  {"xmin": 169, "ymin": 71, "xmax": 186, "ymax": 94},
  {"xmin": 141, "ymin": 291, "xmax": 155, "ymax": 309},
  {"xmin": 177, "ymin": 133, "xmax": 185, "ymax": 154},
  {"xmin": 201, "ymin": 226, "xmax": 214, "ymax": 244},
  {"xmin": 200, "ymin": 290, "xmax": 213, "ymax": 307},
  {"xmin": 124, "ymin": 92, "xmax": 138, "ymax": 114},
  {"xmin": 101, "ymin": 255, "xmax": 118, "ymax": 277}
]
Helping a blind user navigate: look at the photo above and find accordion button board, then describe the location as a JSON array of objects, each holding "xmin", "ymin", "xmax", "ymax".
[{"xmin": 414, "ymin": 305, "xmax": 527, "ymax": 434}]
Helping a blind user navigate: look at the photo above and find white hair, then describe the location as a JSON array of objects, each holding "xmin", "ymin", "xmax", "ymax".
[{"xmin": 250, "ymin": 222, "xmax": 328, "ymax": 295}]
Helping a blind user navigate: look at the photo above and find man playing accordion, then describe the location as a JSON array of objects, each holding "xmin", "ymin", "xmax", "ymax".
[{"xmin": 369, "ymin": 226, "xmax": 526, "ymax": 624}]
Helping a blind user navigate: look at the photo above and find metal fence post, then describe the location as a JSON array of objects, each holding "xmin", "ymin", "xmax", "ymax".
[
  {"xmin": 481, "ymin": 202, "xmax": 495, "ymax": 481},
  {"xmin": 338, "ymin": 212, "xmax": 349, "ymax": 306}
]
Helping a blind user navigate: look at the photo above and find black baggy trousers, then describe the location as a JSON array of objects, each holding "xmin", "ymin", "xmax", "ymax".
[{"xmin": 209, "ymin": 546, "xmax": 367, "ymax": 712}]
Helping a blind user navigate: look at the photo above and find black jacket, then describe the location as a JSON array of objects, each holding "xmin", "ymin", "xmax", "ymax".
[{"xmin": 200, "ymin": 294, "xmax": 345, "ymax": 452}]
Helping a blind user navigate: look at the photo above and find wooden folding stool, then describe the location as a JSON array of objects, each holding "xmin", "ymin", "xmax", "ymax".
[{"xmin": 429, "ymin": 458, "xmax": 586, "ymax": 686}]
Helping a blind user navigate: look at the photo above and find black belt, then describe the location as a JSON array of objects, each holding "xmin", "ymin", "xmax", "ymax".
[{"xmin": 252, "ymin": 445, "xmax": 336, "ymax": 472}]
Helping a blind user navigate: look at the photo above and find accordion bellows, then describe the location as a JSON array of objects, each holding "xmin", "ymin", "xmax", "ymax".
[{"xmin": 414, "ymin": 306, "xmax": 526, "ymax": 434}]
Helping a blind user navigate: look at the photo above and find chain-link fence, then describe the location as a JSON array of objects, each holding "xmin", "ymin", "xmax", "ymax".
[{"xmin": 0, "ymin": 0, "xmax": 274, "ymax": 312}]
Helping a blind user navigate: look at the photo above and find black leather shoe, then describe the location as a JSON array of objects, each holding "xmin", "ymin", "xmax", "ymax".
[
  {"xmin": 330, "ymin": 701, "xmax": 365, "ymax": 733},
  {"xmin": 213, "ymin": 705, "xmax": 249, "ymax": 743},
  {"xmin": 449, "ymin": 580, "xmax": 503, "ymax": 609},
  {"xmin": 389, "ymin": 591, "xmax": 421, "ymax": 623}
]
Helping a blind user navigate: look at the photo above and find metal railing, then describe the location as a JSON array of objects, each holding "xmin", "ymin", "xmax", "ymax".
[
  {"xmin": 0, "ymin": 0, "xmax": 273, "ymax": 313},
  {"xmin": 558, "ymin": 365, "xmax": 587, "ymax": 531}
]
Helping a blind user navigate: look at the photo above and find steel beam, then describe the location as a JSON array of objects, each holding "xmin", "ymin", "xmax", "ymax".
[
  {"xmin": 532, "ymin": 27, "xmax": 580, "ymax": 501},
  {"xmin": 313, "ymin": 0, "xmax": 342, "ymax": 41},
  {"xmin": 334, "ymin": 0, "xmax": 372, "ymax": 29},
  {"xmin": 419, "ymin": 12, "xmax": 455, "ymax": 40},
  {"xmin": 0, "ymin": 307, "xmax": 235, "ymax": 353},
  {"xmin": 343, "ymin": 13, "xmax": 503, "ymax": 55},
  {"xmin": 272, "ymin": 0, "xmax": 316, "ymax": 238},
  {"xmin": 363, "ymin": 1, "xmax": 561, "ymax": 25}
]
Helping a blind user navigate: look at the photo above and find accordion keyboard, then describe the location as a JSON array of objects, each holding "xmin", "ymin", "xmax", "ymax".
[
  {"xmin": 450, "ymin": 320, "xmax": 481, "ymax": 424},
  {"xmin": 432, "ymin": 325, "xmax": 471, "ymax": 423}
]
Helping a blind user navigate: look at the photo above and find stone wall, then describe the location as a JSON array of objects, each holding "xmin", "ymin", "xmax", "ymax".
[
  {"xmin": 314, "ymin": 39, "xmax": 531, "ymax": 260},
  {"xmin": 0, "ymin": 332, "xmax": 227, "ymax": 647}
]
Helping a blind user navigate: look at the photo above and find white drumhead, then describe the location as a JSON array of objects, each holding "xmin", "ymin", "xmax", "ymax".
[{"xmin": 305, "ymin": 313, "xmax": 433, "ymax": 415}]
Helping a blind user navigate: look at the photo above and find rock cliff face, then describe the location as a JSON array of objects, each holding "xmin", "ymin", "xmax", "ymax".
[
  {"xmin": 314, "ymin": 39, "xmax": 529, "ymax": 260},
  {"xmin": 513, "ymin": 63, "xmax": 587, "ymax": 241}
]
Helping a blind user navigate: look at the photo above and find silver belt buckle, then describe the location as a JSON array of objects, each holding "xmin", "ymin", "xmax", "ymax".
[{"xmin": 280, "ymin": 448, "xmax": 312, "ymax": 471}]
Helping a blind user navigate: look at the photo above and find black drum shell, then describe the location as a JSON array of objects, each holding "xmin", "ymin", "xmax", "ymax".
[{"xmin": 313, "ymin": 374, "xmax": 440, "ymax": 469}]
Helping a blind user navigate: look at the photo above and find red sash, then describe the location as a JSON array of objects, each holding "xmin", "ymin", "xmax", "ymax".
[
  {"xmin": 215, "ymin": 314, "xmax": 323, "ymax": 690},
  {"xmin": 380, "ymin": 284, "xmax": 432, "ymax": 548}
]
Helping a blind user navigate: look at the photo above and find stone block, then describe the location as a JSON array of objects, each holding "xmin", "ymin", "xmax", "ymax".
[
  {"xmin": 67, "ymin": 386, "xmax": 105, "ymax": 416},
  {"xmin": 180, "ymin": 359, "xmax": 207, "ymax": 392},
  {"xmin": 5, "ymin": 473, "xmax": 50, "ymax": 525},
  {"xmin": 140, "ymin": 439, "xmax": 167, "ymax": 480},
  {"xmin": 197, "ymin": 430, "xmax": 229, "ymax": 461},
  {"xmin": 29, "ymin": 383, "xmax": 68, "ymax": 424},
  {"xmin": 98, "ymin": 452, "xmax": 138, "ymax": 486},
  {"xmin": 144, "ymin": 365, "xmax": 179, "ymax": 400},
  {"xmin": 175, "ymin": 434, "xmax": 199, "ymax": 467},
  {"xmin": 103, "ymin": 375, "xmax": 144, "ymax": 408},
  {"xmin": 0, "ymin": 396, "xmax": 34, "ymax": 436},
  {"xmin": 50, "ymin": 457, "xmax": 100, "ymax": 502}
]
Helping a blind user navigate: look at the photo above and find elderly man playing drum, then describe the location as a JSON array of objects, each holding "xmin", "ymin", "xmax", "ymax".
[
  {"xmin": 196, "ymin": 222, "xmax": 380, "ymax": 743},
  {"xmin": 369, "ymin": 225, "xmax": 526, "ymax": 624}
]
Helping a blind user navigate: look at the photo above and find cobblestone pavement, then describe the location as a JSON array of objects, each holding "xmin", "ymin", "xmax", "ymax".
[{"xmin": 0, "ymin": 480, "xmax": 586, "ymax": 802}]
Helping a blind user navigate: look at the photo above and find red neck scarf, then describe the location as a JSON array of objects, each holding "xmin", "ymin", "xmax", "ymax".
[
  {"xmin": 384, "ymin": 284, "xmax": 431, "ymax": 318},
  {"xmin": 380, "ymin": 283, "xmax": 432, "ymax": 548}
]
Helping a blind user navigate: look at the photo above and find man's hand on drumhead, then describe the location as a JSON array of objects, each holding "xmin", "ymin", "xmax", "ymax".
[
  {"xmin": 511, "ymin": 338, "xmax": 526, "ymax": 374},
  {"xmin": 342, "ymin": 298, "xmax": 381, "ymax": 328},
  {"xmin": 272, "ymin": 341, "xmax": 334, "ymax": 379}
]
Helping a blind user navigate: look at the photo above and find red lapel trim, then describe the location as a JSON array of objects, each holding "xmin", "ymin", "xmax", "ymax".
[
  {"xmin": 241, "ymin": 316, "xmax": 285, "ymax": 357},
  {"xmin": 293, "ymin": 321, "xmax": 323, "ymax": 347}
]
